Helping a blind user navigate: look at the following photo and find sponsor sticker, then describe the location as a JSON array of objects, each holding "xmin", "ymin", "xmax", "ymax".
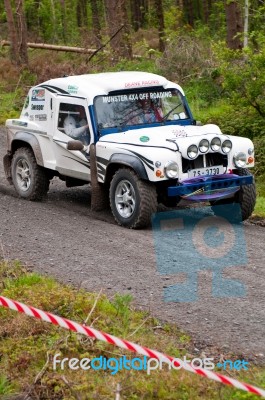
[
  {"xmin": 31, "ymin": 89, "xmax": 45, "ymax": 101},
  {"xmin": 172, "ymin": 129, "xmax": 187, "ymax": 137},
  {"xmin": 124, "ymin": 80, "xmax": 160, "ymax": 88},
  {"xmin": 140, "ymin": 136, "xmax": 150, "ymax": 142},
  {"xmin": 68, "ymin": 85, "xmax": 78, "ymax": 94},
  {"xmin": 31, "ymin": 104, "xmax": 44, "ymax": 111},
  {"xmin": 35, "ymin": 114, "xmax": 47, "ymax": 121}
]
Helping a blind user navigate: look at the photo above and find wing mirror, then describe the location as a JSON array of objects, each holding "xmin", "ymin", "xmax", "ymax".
[{"xmin": 67, "ymin": 140, "xmax": 84, "ymax": 151}]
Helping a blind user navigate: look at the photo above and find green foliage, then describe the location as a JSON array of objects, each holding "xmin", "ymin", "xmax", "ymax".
[
  {"xmin": 163, "ymin": 5, "xmax": 182, "ymax": 37},
  {"xmin": 253, "ymin": 137, "xmax": 265, "ymax": 177},
  {"xmin": 254, "ymin": 196, "xmax": 265, "ymax": 218},
  {"xmin": 185, "ymin": 78, "xmax": 222, "ymax": 112},
  {"xmin": 158, "ymin": 35, "xmax": 216, "ymax": 84},
  {"xmin": 256, "ymin": 177, "xmax": 265, "ymax": 198},
  {"xmin": 111, "ymin": 293, "xmax": 133, "ymax": 335},
  {"xmin": 213, "ymin": 41, "xmax": 265, "ymax": 118},
  {"xmin": 196, "ymin": 104, "xmax": 265, "ymax": 139},
  {"xmin": 253, "ymin": 175, "xmax": 265, "ymax": 217},
  {"xmin": 0, "ymin": 375, "xmax": 14, "ymax": 395},
  {"xmin": 112, "ymin": 56, "xmax": 161, "ymax": 74}
]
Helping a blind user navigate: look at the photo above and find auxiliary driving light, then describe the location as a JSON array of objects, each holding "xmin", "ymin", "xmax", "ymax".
[
  {"xmin": 222, "ymin": 139, "xmax": 232, "ymax": 153},
  {"xmin": 233, "ymin": 152, "xmax": 247, "ymax": 168},
  {"xmin": 164, "ymin": 161, "xmax": 178, "ymax": 179},
  {"xmin": 211, "ymin": 137, "xmax": 221, "ymax": 151},
  {"xmin": 187, "ymin": 144, "xmax": 198, "ymax": 159},
  {"xmin": 199, "ymin": 139, "xmax": 209, "ymax": 153}
]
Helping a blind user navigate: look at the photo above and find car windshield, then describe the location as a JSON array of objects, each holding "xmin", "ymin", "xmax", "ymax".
[{"xmin": 94, "ymin": 88, "xmax": 189, "ymax": 129}]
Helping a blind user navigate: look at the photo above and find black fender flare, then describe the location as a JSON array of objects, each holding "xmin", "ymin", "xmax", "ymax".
[
  {"xmin": 11, "ymin": 131, "xmax": 44, "ymax": 166},
  {"xmin": 106, "ymin": 153, "xmax": 149, "ymax": 180}
]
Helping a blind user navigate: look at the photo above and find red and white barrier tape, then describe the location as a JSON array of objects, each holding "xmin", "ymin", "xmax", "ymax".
[{"xmin": 0, "ymin": 295, "xmax": 264, "ymax": 397}]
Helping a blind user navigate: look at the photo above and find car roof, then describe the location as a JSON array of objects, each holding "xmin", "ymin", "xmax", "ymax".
[{"xmin": 35, "ymin": 71, "xmax": 184, "ymax": 101}]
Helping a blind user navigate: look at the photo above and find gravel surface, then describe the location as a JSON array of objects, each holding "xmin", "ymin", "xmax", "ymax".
[{"xmin": 0, "ymin": 126, "xmax": 264, "ymax": 363}]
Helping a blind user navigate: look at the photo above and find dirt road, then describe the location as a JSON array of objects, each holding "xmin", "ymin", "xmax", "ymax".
[{"xmin": 0, "ymin": 126, "xmax": 264, "ymax": 362}]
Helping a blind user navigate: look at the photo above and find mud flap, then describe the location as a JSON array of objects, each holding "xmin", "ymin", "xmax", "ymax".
[
  {"xmin": 90, "ymin": 144, "xmax": 109, "ymax": 211},
  {"xmin": 3, "ymin": 154, "xmax": 13, "ymax": 185}
]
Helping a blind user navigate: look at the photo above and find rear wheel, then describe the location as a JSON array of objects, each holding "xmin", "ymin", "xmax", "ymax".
[
  {"xmin": 11, "ymin": 147, "xmax": 49, "ymax": 201},
  {"xmin": 109, "ymin": 168, "xmax": 157, "ymax": 229},
  {"xmin": 211, "ymin": 169, "xmax": 256, "ymax": 221}
]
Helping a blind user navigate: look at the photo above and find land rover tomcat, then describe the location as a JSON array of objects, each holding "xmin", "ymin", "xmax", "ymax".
[{"xmin": 4, "ymin": 71, "xmax": 256, "ymax": 228}]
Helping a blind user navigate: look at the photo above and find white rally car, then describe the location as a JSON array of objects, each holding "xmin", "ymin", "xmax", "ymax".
[{"xmin": 4, "ymin": 71, "xmax": 256, "ymax": 228}]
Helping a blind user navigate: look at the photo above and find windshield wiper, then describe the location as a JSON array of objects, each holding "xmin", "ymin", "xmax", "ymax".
[
  {"xmin": 162, "ymin": 103, "xmax": 182, "ymax": 121},
  {"xmin": 120, "ymin": 110, "xmax": 144, "ymax": 128}
]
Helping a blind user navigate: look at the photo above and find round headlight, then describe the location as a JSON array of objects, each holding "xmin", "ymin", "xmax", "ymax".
[
  {"xmin": 222, "ymin": 139, "xmax": 232, "ymax": 153},
  {"xmin": 187, "ymin": 144, "xmax": 198, "ymax": 159},
  {"xmin": 233, "ymin": 152, "xmax": 247, "ymax": 168},
  {"xmin": 199, "ymin": 139, "xmax": 209, "ymax": 153},
  {"xmin": 211, "ymin": 137, "xmax": 221, "ymax": 151},
  {"xmin": 164, "ymin": 161, "xmax": 178, "ymax": 179}
]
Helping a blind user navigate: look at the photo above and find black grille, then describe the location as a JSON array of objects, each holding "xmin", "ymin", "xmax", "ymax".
[{"xmin": 182, "ymin": 153, "xmax": 228, "ymax": 173}]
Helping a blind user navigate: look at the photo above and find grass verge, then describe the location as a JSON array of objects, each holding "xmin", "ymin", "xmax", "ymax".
[
  {"xmin": 253, "ymin": 179, "xmax": 265, "ymax": 218},
  {"xmin": 0, "ymin": 260, "xmax": 264, "ymax": 399}
]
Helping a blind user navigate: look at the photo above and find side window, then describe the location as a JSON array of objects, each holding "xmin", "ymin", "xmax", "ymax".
[{"xmin": 58, "ymin": 103, "xmax": 90, "ymax": 146}]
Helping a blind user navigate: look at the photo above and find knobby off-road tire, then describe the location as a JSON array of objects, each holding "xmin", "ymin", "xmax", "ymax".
[
  {"xmin": 237, "ymin": 168, "xmax": 256, "ymax": 220},
  {"xmin": 211, "ymin": 168, "xmax": 256, "ymax": 221},
  {"xmin": 11, "ymin": 147, "xmax": 50, "ymax": 201},
  {"xmin": 109, "ymin": 168, "xmax": 158, "ymax": 229}
]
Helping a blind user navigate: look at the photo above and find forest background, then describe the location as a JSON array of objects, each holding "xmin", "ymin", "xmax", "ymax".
[{"xmin": 0, "ymin": 0, "xmax": 265, "ymax": 214}]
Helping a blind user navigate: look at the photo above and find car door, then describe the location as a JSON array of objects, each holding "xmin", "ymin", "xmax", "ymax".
[{"xmin": 53, "ymin": 97, "xmax": 92, "ymax": 181}]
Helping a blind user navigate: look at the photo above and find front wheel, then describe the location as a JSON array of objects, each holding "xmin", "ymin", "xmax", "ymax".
[
  {"xmin": 11, "ymin": 147, "xmax": 49, "ymax": 201},
  {"xmin": 109, "ymin": 168, "xmax": 157, "ymax": 229},
  {"xmin": 211, "ymin": 168, "xmax": 256, "ymax": 221}
]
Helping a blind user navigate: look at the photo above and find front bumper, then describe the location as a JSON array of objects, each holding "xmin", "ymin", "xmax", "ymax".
[{"xmin": 167, "ymin": 173, "xmax": 253, "ymax": 201}]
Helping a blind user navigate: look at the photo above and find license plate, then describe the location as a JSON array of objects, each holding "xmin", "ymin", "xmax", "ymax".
[{"xmin": 188, "ymin": 165, "xmax": 224, "ymax": 178}]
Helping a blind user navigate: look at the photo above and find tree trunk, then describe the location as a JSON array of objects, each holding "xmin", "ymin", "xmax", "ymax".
[
  {"xmin": 195, "ymin": 0, "xmax": 201, "ymax": 20},
  {"xmin": 49, "ymin": 0, "xmax": 57, "ymax": 41},
  {"xmin": 104, "ymin": 0, "xmax": 132, "ymax": 59},
  {"xmin": 141, "ymin": 0, "xmax": 148, "ymax": 27},
  {"xmin": 59, "ymin": 0, "xmax": 67, "ymax": 44},
  {"xmin": 4, "ymin": 0, "xmax": 20, "ymax": 64},
  {"xmin": 154, "ymin": 0, "xmax": 165, "ymax": 52},
  {"xmin": 15, "ymin": 0, "xmax": 28, "ymax": 64},
  {"xmin": 176, "ymin": 0, "xmax": 184, "ymax": 11},
  {"xmin": 203, "ymin": 0, "xmax": 209, "ymax": 23},
  {"xmin": 77, "ymin": 0, "xmax": 87, "ymax": 27},
  {"xmin": 90, "ymin": 0, "xmax": 102, "ymax": 45},
  {"xmin": 225, "ymin": 1, "xmax": 243, "ymax": 49},
  {"xmin": 131, "ymin": 0, "xmax": 141, "ymax": 31},
  {"xmin": 183, "ymin": 0, "xmax": 194, "ymax": 26},
  {"xmin": 243, "ymin": 0, "xmax": 249, "ymax": 48}
]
